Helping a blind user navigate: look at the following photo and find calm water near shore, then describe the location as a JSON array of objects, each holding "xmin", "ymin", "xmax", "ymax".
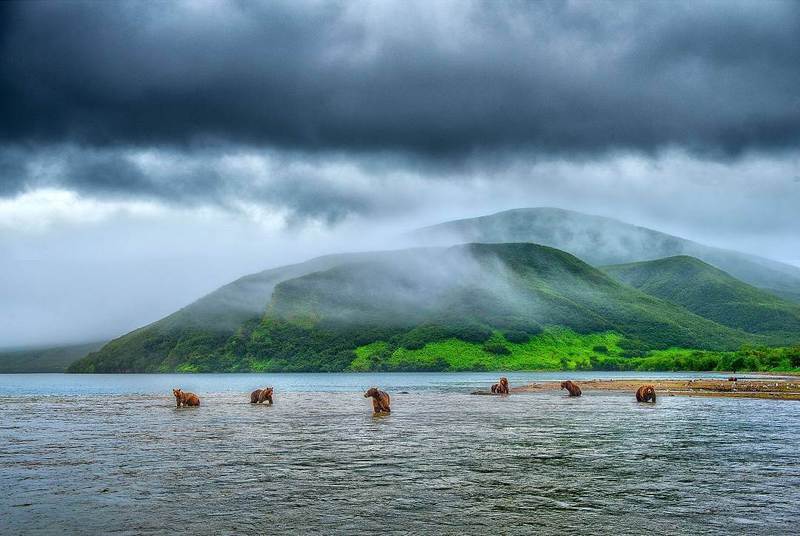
[{"xmin": 2, "ymin": 372, "xmax": 799, "ymax": 535}]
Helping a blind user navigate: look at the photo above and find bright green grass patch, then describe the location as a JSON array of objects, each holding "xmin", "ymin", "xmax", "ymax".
[
  {"xmin": 353, "ymin": 328, "xmax": 626, "ymax": 371},
  {"xmin": 349, "ymin": 341, "xmax": 390, "ymax": 371},
  {"xmin": 352, "ymin": 331, "xmax": 800, "ymax": 372}
]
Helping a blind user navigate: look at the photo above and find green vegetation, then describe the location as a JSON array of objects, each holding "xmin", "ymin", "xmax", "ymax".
[
  {"xmin": 351, "ymin": 330, "xmax": 800, "ymax": 373},
  {"xmin": 67, "ymin": 251, "xmax": 383, "ymax": 373},
  {"xmin": 627, "ymin": 345, "xmax": 800, "ymax": 373},
  {"xmin": 603, "ymin": 256, "xmax": 800, "ymax": 341},
  {"xmin": 69, "ymin": 243, "xmax": 800, "ymax": 374},
  {"xmin": 352, "ymin": 328, "xmax": 626, "ymax": 371},
  {"xmin": 413, "ymin": 207, "xmax": 800, "ymax": 302},
  {"xmin": 61, "ymin": 210, "xmax": 800, "ymax": 374},
  {"xmin": 265, "ymin": 243, "xmax": 752, "ymax": 351}
]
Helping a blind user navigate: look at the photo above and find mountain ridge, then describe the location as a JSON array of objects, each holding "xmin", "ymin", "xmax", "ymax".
[
  {"xmin": 603, "ymin": 255, "xmax": 800, "ymax": 340},
  {"xmin": 412, "ymin": 207, "xmax": 800, "ymax": 302},
  {"xmin": 60, "ymin": 208, "xmax": 800, "ymax": 373},
  {"xmin": 69, "ymin": 242, "xmax": 760, "ymax": 373}
]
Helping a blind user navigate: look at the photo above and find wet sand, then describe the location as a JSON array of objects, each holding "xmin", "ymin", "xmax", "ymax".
[{"xmin": 482, "ymin": 378, "xmax": 800, "ymax": 400}]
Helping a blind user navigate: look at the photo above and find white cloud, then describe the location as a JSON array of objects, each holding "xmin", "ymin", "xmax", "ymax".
[{"xmin": 0, "ymin": 188, "xmax": 161, "ymax": 233}]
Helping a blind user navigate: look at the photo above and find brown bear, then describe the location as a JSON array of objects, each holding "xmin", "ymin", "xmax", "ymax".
[
  {"xmin": 250, "ymin": 387, "xmax": 274, "ymax": 404},
  {"xmin": 364, "ymin": 387, "xmax": 391, "ymax": 414},
  {"xmin": 491, "ymin": 377, "xmax": 510, "ymax": 395},
  {"xmin": 636, "ymin": 385, "xmax": 656, "ymax": 403},
  {"xmin": 560, "ymin": 380, "xmax": 582, "ymax": 397},
  {"xmin": 173, "ymin": 388, "xmax": 200, "ymax": 407}
]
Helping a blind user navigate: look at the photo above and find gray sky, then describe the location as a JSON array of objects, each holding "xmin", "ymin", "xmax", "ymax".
[{"xmin": 1, "ymin": 0, "xmax": 799, "ymax": 347}]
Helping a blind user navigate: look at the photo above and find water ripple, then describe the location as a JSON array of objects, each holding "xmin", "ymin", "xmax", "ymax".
[{"xmin": 0, "ymin": 380, "xmax": 799, "ymax": 535}]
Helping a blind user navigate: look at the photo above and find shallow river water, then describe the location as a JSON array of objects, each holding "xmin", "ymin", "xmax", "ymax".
[{"xmin": 1, "ymin": 372, "xmax": 798, "ymax": 535}]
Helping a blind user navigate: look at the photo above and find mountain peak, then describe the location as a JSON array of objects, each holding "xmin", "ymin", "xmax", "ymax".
[{"xmin": 412, "ymin": 207, "xmax": 800, "ymax": 302}]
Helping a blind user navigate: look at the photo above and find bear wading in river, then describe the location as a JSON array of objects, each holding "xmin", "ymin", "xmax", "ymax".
[
  {"xmin": 636, "ymin": 385, "xmax": 656, "ymax": 403},
  {"xmin": 250, "ymin": 387, "xmax": 274, "ymax": 405},
  {"xmin": 364, "ymin": 387, "xmax": 391, "ymax": 414},
  {"xmin": 173, "ymin": 388, "xmax": 200, "ymax": 407},
  {"xmin": 491, "ymin": 377, "xmax": 510, "ymax": 394},
  {"xmin": 560, "ymin": 380, "xmax": 582, "ymax": 397}
]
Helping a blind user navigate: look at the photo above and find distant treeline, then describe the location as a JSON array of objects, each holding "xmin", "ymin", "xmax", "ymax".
[
  {"xmin": 621, "ymin": 346, "xmax": 800, "ymax": 373},
  {"xmin": 68, "ymin": 323, "xmax": 799, "ymax": 374}
]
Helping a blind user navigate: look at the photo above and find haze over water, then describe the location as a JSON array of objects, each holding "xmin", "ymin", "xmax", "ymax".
[{"xmin": 2, "ymin": 373, "xmax": 798, "ymax": 535}]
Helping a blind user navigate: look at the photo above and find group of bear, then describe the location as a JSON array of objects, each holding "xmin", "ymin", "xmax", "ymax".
[
  {"xmin": 558, "ymin": 379, "xmax": 656, "ymax": 402},
  {"xmin": 171, "ymin": 387, "xmax": 273, "ymax": 407},
  {"xmin": 172, "ymin": 386, "xmax": 392, "ymax": 414},
  {"xmin": 172, "ymin": 379, "xmax": 657, "ymax": 414},
  {"xmin": 493, "ymin": 377, "xmax": 655, "ymax": 402}
]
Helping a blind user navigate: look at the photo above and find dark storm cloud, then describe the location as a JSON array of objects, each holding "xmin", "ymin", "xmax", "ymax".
[
  {"xmin": 0, "ymin": 143, "xmax": 376, "ymax": 223},
  {"xmin": 0, "ymin": 0, "xmax": 798, "ymax": 159}
]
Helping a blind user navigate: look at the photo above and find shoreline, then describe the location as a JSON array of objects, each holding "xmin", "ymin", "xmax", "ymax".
[{"xmin": 492, "ymin": 378, "xmax": 800, "ymax": 400}]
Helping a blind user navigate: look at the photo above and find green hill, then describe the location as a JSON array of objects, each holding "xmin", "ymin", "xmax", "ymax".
[
  {"xmin": 603, "ymin": 256, "xmax": 800, "ymax": 342},
  {"xmin": 412, "ymin": 207, "xmax": 800, "ymax": 302},
  {"xmin": 0, "ymin": 341, "xmax": 106, "ymax": 373},
  {"xmin": 66, "ymin": 251, "xmax": 382, "ymax": 373},
  {"xmin": 70, "ymin": 243, "xmax": 756, "ymax": 373}
]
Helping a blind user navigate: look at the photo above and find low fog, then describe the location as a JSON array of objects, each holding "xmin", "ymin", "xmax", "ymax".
[{"xmin": 1, "ymin": 0, "xmax": 799, "ymax": 348}]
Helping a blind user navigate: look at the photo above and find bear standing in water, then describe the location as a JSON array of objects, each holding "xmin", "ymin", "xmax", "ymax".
[
  {"xmin": 364, "ymin": 387, "xmax": 391, "ymax": 414},
  {"xmin": 250, "ymin": 387, "xmax": 274, "ymax": 405},
  {"xmin": 491, "ymin": 377, "xmax": 510, "ymax": 394},
  {"xmin": 173, "ymin": 388, "xmax": 200, "ymax": 407},
  {"xmin": 636, "ymin": 385, "xmax": 656, "ymax": 403},
  {"xmin": 560, "ymin": 380, "xmax": 582, "ymax": 397}
]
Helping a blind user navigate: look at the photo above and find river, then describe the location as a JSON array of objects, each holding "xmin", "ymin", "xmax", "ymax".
[{"xmin": 1, "ymin": 372, "xmax": 798, "ymax": 534}]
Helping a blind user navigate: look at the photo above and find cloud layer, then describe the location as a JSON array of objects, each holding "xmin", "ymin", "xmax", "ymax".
[
  {"xmin": 2, "ymin": 0, "xmax": 799, "ymax": 158},
  {"xmin": 1, "ymin": 0, "xmax": 799, "ymax": 347}
]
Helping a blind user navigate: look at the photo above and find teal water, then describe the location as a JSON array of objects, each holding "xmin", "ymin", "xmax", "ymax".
[
  {"xmin": 1, "ymin": 373, "xmax": 798, "ymax": 535},
  {"xmin": 0, "ymin": 370, "xmax": 755, "ymax": 396}
]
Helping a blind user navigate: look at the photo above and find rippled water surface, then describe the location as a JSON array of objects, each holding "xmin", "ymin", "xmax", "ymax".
[{"xmin": 1, "ymin": 373, "xmax": 799, "ymax": 535}]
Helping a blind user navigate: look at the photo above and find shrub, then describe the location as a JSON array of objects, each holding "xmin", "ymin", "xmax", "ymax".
[
  {"xmin": 790, "ymin": 348, "xmax": 800, "ymax": 368},
  {"xmin": 504, "ymin": 330, "xmax": 530, "ymax": 344},
  {"xmin": 484, "ymin": 343, "xmax": 511, "ymax": 355},
  {"xmin": 395, "ymin": 324, "xmax": 450, "ymax": 349},
  {"xmin": 453, "ymin": 324, "xmax": 493, "ymax": 343}
]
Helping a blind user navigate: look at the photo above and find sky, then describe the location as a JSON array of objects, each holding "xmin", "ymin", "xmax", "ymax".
[{"xmin": 1, "ymin": 0, "xmax": 799, "ymax": 348}]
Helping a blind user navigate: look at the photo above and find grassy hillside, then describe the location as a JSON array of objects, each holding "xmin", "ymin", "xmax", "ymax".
[
  {"xmin": 350, "ymin": 332, "xmax": 800, "ymax": 373},
  {"xmin": 0, "ymin": 341, "xmax": 105, "ymax": 373},
  {"xmin": 412, "ymin": 207, "xmax": 800, "ymax": 302},
  {"xmin": 71, "ymin": 243, "xmax": 760, "ymax": 373},
  {"xmin": 603, "ymin": 256, "xmax": 800, "ymax": 341},
  {"xmin": 268, "ymin": 243, "xmax": 747, "ymax": 348},
  {"xmin": 67, "ymin": 251, "xmax": 381, "ymax": 373}
]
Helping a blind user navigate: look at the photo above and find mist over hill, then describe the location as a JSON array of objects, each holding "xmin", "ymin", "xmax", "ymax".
[
  {"xmin": 63, "ymin": 251, "xmax": 388, "ymax": 374},
  {"xmin": 268, "ymin": 243, "xmax": 747, "ymax": 347},
  {"xmin": 55, "ymin": 208, "xmax": 800, "ymax": 373},
  {"xmin": 412, "ymin": 208, "xmax": 800, "ymax": 302},
  {"xmin": 69, "ymin": 243, "xmax": 760, "ymax": 373},
  {"xmin": 0, "ymin": 341, "xmax": 106, "ymax": 373}
]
